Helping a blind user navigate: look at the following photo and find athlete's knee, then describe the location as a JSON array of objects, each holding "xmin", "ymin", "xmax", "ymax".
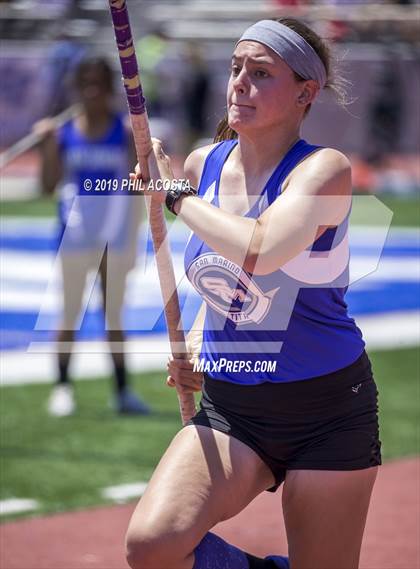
[
  {"xmin": 126, "ymin": 530, "xmax": 157, "ymax": 569},
  {"xmin": 126, "ymin": 528, "xmax": 160, "ymax": 569},
  {"xmin": 57, "ymin": 329, "xmax": 75, "ymax": 343},
  {"xmin": 125, "ymin": 525, "xmax": 193, "ymax": 569}
]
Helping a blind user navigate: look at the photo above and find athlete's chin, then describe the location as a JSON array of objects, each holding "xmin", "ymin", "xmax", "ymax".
[{"xmin": 228, "ymin": 114, "xmax": 257, "ymax": 132}]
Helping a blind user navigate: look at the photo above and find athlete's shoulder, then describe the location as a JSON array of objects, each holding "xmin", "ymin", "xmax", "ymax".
[
  {"xmin": 288, "ymin": 146, "xmax": 351, "ymax": 196},
  {"xmin": 56, "ymin": 118, "xmax": 75, "ymax": 150},
  {"xmin": 183, "ymin": 142, "xmax": 220, "ymax": 188},
  {"xmin": 58, "ymin": 117, "xmax": 74, "ymax": 137},
  {"xmin": 308, "ymin": 147, "xmax": 351, "ymax": 172}
]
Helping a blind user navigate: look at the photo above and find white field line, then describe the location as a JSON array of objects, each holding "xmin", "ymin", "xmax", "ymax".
[
  {"xmin": 1, "ymin": 261, "xmax": 418, "ymax": 313},
  {"xmin": 101, "ymin": 482, "xmax": 148, "ymax": 504},
  {"xmin": 0, "ymin": 250, "xmax": 190, "ymax": 312},
  {"xmin": 0, "ymin": 498, "xmax": 40, "ymax": 516},
  {"xmin": 356, "ymin": 310, "xmax": 420, "ymax": 350},
  {"xmin": 0, "ymin": 312, "xmax": 419, "ymax": 387},
  {"xmin": 0, "ymin": 335, "xmax": 170, "ymax": 386}
]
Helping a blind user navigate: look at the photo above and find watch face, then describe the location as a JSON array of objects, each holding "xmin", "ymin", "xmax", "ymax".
[
  {"xmin": 165, "ymin": 188, "xmax": 179, "ymax": 215},
  {"xmin": 180, "ymin": 181, "xmax": 193, "ymax": 194},
  {"xmin": 165, "ymin": 181, "xmax": 196, "ymax": 215}
]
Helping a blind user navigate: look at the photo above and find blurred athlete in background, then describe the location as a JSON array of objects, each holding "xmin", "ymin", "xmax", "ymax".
[{"xmin": 34, "ymin": 57, "xmax": 151, "ymax": 417}]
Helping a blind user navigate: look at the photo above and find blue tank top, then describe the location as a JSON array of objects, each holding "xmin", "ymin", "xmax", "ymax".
[
  {"xmin": 184, "ymin": 139, "xmax": 365, "ymax": 384},
  {"xmin": 57, "ymin": 114, "xmax": 136, "ymax": 251}
]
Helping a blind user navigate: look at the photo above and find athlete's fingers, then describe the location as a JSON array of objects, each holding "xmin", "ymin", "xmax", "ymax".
[
  {"xmin": 132, "ymin": 140, "xmax": 167, "ymax": 178},
  {"xmin": 167, "ymin": 354, "xmax": 194, "ymax": 364},
  {"xmin": 167, "ymin": 361, "xmax": 196, "ymax": 374},
  {"xmin": 184, "ymin": 381, "xmax": 203, "ymax": 392},
  {"xmin": 166, "ymin": 355, "xmax": 203, "ymax": 395},
  {"xmin": 167, "ymin": 365, "xmax": 198, "ymax": 384},
  {"xmin": 178, "ymin": 371, "xmax": 203, "ymax": 390},
  {"xmin": 32, "ymin": 117, "xmax": 56, "ymax": 139},
  {"xmin": 166, "ymin": 351, "xmax": 204, "ymax": 391},
  {"xmin": 166, "ymin": 375, "xmax": 201, "ymax": 394},
  {"xmin": 169, "ymin": 368, "xmax": 199, "ymax": 384},
  {"xmin": 167, "ymin": 356, "xmax": 195, "ymax": 372},
  {"xmin": 176, "ymin": 371, "xmax": 202, "ymax": 385},
  {"xmin": 132, "ymin": 164, "xmax": 143, "ymax": 180},
  {"xmin": 151, "ymin": 138, "xmax": 170, "ymax": 162},
  {"xmin": 148, "ymin": 138, "xmax": 174, "ymax": 181},
  {"xmin": 166, "ymin": 375, "xmax": 176, "ymax": 388},
  {"xmin": 151, "ymin": 137, "xmax": 164, "ymax": 155}
]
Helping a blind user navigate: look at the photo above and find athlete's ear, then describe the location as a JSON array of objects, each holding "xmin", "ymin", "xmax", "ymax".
[{"xmin": 296, "ymin": 80, "xmax": 319, "ymax": 107}]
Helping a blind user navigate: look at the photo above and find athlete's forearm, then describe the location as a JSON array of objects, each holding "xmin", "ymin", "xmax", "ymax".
[
  {"xmin": 175, "ymin": 195, "xmax": 258, "ymax": 269},
  {"xmin": 174, "ymin": 193, "xmax": 315, "ymax": 275},
  {"xmin": 38, "ymin": 134, "xmax": 62, "ymax": 195}
]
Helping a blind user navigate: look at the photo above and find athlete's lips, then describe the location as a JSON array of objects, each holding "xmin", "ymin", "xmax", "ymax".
[{"xmin": 230, "ymin": 102, "xmax": 255, "ymax": 109}]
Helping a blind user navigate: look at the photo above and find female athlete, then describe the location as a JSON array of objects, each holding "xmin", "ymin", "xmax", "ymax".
[
  {"xmin": 126, "ymin": 18, "xmax": 381, "ymax": 569},
  {"xmin": 35, "ymin": 57, "xmax": 150, "ymax": 416}
]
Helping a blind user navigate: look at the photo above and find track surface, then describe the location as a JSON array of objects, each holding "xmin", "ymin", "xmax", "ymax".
[{"xmin": 1, "ymin": 457, "xmax": 419, "ymax": 569}]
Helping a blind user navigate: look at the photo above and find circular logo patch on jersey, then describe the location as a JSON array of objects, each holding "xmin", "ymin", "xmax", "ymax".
[{"xmin": 187, "ymin": 253, "xmax": 278, "ymax": 326}]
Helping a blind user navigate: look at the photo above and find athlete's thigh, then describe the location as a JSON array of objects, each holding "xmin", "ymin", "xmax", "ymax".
[
  {"xmin": 127, "ymin": 424, "xmax": 275, "ymax": 548},
  {"xmin": 99, "ymin": 252, "xmax": 131, "ymax": 328},
  {"xmin": 282, "ymin": 467, "xmax": 378, "ymax": 569},
  {"xmin": 60, "ymin": 253, "xmax": 90, "ymax": 327}
]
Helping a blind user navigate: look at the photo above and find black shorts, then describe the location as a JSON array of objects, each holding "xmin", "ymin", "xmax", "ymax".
[{"xmin": 187, "ymin": 350, "xmax": 381, "ymax": 491}]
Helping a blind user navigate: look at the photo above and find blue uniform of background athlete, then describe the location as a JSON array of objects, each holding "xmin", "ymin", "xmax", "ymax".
[{"xmin": 36, "ymin": 57, "xmax": 150, "ymax": 417}]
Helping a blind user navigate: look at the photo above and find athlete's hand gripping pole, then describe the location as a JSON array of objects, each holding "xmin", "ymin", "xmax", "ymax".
[{"xmin": 108, "ymin": 0, "xmax": 196, "ymax": 424}]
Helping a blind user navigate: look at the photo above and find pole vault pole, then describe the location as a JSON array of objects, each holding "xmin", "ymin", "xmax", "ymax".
[
  {"xmin": 0, "ymin": 105, "xmax": 78, "ymax": 170},
  {"xmin": 108, "ymin": 0, "xmax": 196, "ymax": 424}
]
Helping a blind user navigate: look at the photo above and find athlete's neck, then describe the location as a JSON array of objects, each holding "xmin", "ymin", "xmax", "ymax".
[
  {"xmin": 235, "ymin": 124, "xmax": 301, "ymax": 178},
  {"xmin": 76, "ymin": 109, "xmax": 113, "ymax": 139}
]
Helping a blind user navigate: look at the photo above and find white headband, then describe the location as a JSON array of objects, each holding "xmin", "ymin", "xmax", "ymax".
[{"xmin": 236, "ymin": 20, "xmax": 327, "ymax": 88}]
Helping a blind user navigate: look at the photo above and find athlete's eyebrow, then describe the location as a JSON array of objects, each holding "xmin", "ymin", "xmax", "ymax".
[{"xmin": 231, "ymin": 55, "xmax": 274, "ymax": 65}]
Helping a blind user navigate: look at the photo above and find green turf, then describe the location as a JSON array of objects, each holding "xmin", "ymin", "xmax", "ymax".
[
  {"xmin": 351, "ymin": 195, "xmax": 420, "ymax": 228},
  {"xmin": 0, "ymin": 371, "xmax": 191, "ymax": 522},
  {"xmin": 0, "ymin": 196, "xmax": 176, "ymax": 221},
  {"xmin": 380, "ymin": 197, "xmax": 420, "ymax": 227},
  {"xmin": 0, "ymin": 197, "xmax": 57, "ymax": 218},
  {"xmin": 380, "ymin": 196, "xmax": 420, "ymax": 228},
  {"xmin": 0, "ymin": 194, "xmax": 419, "ymax": 226},
  {"xmin": 0, "ymin": 347, "xmax": 419, "ymax": 522},
  {"xmin": 370, "ymin": 347, "xmax": 420, "ymax": 460}
]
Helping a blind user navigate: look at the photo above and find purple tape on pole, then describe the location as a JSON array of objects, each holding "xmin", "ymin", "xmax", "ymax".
[
  {"xmin": 110, "ymin": 3, "xmax": 129, "ymax": 27},
  {"xmin": 126, "ymin": 91, "xmax": 145, "ymax": 115},
  {"xmin": 109, "ymin": 0, "xmax": 146, "ymax": 115}
]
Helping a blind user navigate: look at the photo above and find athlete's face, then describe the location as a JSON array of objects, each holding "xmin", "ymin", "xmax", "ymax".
[
  {"xmin": 227, "ymin": 41, "xmax": 305, "ymax": 133},
  {"xmin": 76, "ymin": 68, "xmax": 112, "ymax": 112}
]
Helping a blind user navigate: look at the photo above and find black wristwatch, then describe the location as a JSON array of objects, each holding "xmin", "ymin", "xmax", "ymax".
[{"xmin": 165, "ymin": 180, "xmax": 197, "ymax": 215}]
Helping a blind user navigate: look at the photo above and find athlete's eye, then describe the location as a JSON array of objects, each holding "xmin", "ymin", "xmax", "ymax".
[
  {"xmin": 255, "ymin": 69, "xmax": 269, "ymax": 78},
  {"xmin": 231, "ymin": 65, "xmax": 241, "ymax": 77}
]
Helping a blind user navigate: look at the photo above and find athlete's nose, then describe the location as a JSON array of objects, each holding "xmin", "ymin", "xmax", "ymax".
[{"xmin": 233, "ymin": 68, "xmax": 249, "ymax": 95}]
